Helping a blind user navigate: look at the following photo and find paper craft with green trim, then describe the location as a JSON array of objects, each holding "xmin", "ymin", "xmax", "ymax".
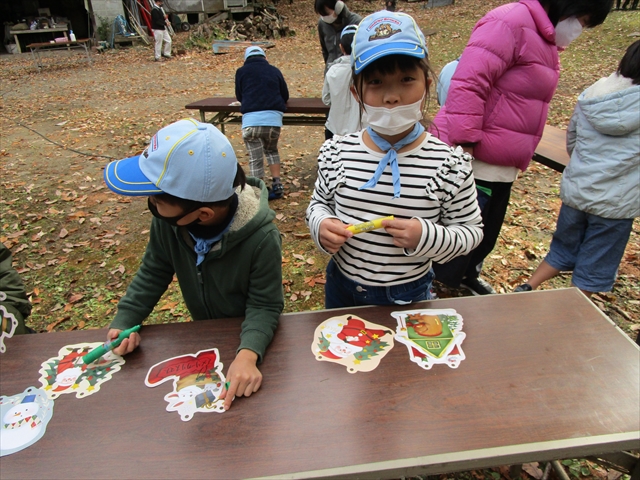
[
  {"xmin": 0, "ymin": 292, "xmax": 19, "ymax": 353},
  {"xmin": 392, "ymin": 308, "xmax": 466, "ymax": 370},
  {"xmin": 38, "ymin": 342, "xmax": 126, "ymax": 399},
  {"xmin": 144, "ymin": 349, "xmax": 226, "ymax": 421},
  {"xmin": 1, "ymin": 387, "xmax": 54, "ymax": 457},
  {"xmin": 311, "ymin": 314, "xmax": 394, "ymax": 373}
]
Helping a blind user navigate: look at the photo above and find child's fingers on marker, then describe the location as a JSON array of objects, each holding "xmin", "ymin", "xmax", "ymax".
[
  {"xmin": 112, "ymin": 340, "xmax": 127, "ymax": 356},
  {"xmin": 129, "ymin": 333, "xmax": 141, "ymax": 350}
]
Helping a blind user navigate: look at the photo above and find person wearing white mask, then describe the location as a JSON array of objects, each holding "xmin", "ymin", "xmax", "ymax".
[
  {"xmin": 306, "ymin": 11, "xmax": 484, "ymax": 309},
  {"xmin": 314, "ymin": 0, "xmax": 361, "ymax": 75},
  {"xmin": 430, "ymin": 0, "xmax": 613, "ymax": 296}
]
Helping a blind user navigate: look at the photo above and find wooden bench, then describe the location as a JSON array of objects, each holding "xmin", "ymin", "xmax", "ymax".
[
  {"xmin": 533, "ymin": 124, "xmax": 571, "ymax": 173},
  {"xmin": 185, "ymin": 97, "xmax": 570, "ymax": 173},
  {"xmin": 185, "ymin": 97, "xmax": 328, "ymax": 134},
  {"xmin": 27, "ymin": 38, "xmax": 92, "ymax": 71}
]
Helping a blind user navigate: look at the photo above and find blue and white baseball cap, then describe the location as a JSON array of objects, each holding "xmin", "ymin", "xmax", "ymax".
[
  {"xmin": 340, "ymin": 24, "xmax": 358, "ymax": 39},
  {"xmin": 244, "ymin": 46, "xmax": 266, "ymax": 61},
  {"xmin": 351, "ymin": 10, "xmax": 427, "ymax": 75},
  {"xmin": 103, "ymin": 118, "xmax": 238, "ymax": 203}
]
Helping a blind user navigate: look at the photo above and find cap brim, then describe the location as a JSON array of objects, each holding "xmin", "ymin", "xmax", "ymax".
[
  {"xmin": 103, "ymin": 155, "xmax": 163, "ymax": 196},
  {"xmin": 354, "ymin": 42, "xmax": 425, "ymax": 74}
]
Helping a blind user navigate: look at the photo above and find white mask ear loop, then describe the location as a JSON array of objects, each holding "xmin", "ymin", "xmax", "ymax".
[{"xmin": 334, "ymin": 1, "xmax": 344, "ymax": 15}]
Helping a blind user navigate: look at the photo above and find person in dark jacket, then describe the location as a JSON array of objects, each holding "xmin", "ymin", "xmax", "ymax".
[
  {"xmin": 314, "ymin": 0, "xmax": 361, "ymax": 75},
  {"xmin": 235, "ymin": 47, "xmax": 289, "ymax": 200},
  {"xmin": 151, "ymin": 0, "xmax": 171, "ymax": 61}
]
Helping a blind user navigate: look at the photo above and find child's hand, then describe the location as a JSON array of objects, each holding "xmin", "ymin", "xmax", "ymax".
[
  {"xmin": 107, "ymin": 328, "xmax": 141, "ymax": 356},
  {"xmin": 219, "ymin": 349, "xmax": 262, "ymax": 411},
  {"xmin": 319, "ymin": 218, "xmax": 353, "ymax": 253},
  {"xmin": 383, "ymin": 218, "xmax": 423, "ymax": 250}
]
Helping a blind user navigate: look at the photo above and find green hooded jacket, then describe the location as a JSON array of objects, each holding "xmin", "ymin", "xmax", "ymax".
[
  {"xmin": 1, "ymin": 242, "xmax": 32, "ymax": 335},
  {"xmin": 110, "ymin": 178, "xmax": 283, "ymax": 361}
]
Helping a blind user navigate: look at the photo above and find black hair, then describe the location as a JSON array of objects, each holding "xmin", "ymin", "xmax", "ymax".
[
  {"xmin": 618, "ymin": 40, "xmax": 640, "ymax": 84},
  {"xmin": 340, "ymin": 32, "xmax": 355, "ymax": 55},
  {"xmin": 539, "ymin": 0, "xmax": 613, "ymax": 27},
  {"xmin": 352, "ymin": 54, "xmax": 436, "ymax": 128},
  {"xmin": 314, "ymin": 0, "xmax": 338, "ymax": 16},
  {"xmin": 154, "ymin": 164, "xmax": 246, "ymax": 211}
]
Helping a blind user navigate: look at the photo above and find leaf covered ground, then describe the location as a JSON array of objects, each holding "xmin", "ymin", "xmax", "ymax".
[{"xmin": 0, "ymin": 1, "xmax": 638, "ymax": 477}]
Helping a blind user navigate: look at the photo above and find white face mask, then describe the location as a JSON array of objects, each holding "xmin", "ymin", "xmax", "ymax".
[
  {"xmin": 320, "ymin": 13, "xmax": 337, "ymax": 24},
  {"xmin": 555, "ymin": 17, "xmax": 583, "ymax": 48},
  {"xmin": 362, "ymin": 96, "xmax": 424, "ymax": 136}
]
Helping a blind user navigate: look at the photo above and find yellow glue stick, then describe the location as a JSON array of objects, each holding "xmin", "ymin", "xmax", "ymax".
[{"xmin": 346, "ymin": 216, "xmax": 394, "ymax": 234}]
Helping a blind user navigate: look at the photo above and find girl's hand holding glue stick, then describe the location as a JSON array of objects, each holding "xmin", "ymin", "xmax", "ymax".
[{"xmin": 346, "ymin": 216, "xmax": 395, "ymax": 234}]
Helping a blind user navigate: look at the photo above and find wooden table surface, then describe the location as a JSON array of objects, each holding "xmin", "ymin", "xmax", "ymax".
[
  {"xmin": 533, "ymin": 125, "xmax": 571, "ymax": 173},
  {"xmin": 185, "ymin": 97, "xmax": 329, "ymax": 114},
  {"xmin": 2, "ymin": 289, "xmax": 637, "ymax": 479},
  {"xmin": 27, "ymin": 38, "xmax": 90, "ymax": 49}
]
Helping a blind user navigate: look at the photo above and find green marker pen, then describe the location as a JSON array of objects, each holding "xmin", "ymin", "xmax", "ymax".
[{"xmin": 82, "ymin": 325, "xmax": 141, "ymax": 364}]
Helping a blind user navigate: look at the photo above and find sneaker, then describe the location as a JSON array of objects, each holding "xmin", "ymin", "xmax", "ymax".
[
  {"xmin": 460, "ymin": 277, "xmax": 496, "ymax": 296},
  {"xmin": 514, "ymin": 283, "xmax": 533, "ymax": 293},
  {"xmin": 154, "ymin": 57, "xmax": 161, "ymax": 62},
  {"xmin": 268, "ymin": 183, "xmax": 284, "ymax": 200},
  {"xmin": 162, "ymin": 54, "xmax": 172, "ymax": 59}
]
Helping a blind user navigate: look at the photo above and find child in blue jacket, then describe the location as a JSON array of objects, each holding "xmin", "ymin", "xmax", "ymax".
[{"xmin": 515, "ymin": 41, "xmax": 640, "ymax": 297}]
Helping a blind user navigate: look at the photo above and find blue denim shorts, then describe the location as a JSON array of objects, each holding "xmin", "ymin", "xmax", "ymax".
[
  {"xmin": 545, "ymin": 204, "xmax": 633, "ymax": 293},
  {"xmin": 324, "ymin": 259, "xmax": 435, "ymax": 309}
]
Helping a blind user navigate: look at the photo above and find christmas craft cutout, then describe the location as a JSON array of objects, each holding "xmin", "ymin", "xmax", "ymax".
[
  {"xmin": 38, "ymin": 343, "xmax": 126, "ymax": 399},
  {"xmin": 0, "ymin": 292, "xmax": 19, "ymax": 353},
  {"xmin": 311, "ymin": 314, "xmax": 394, "ymax": 373},
  {"xmin": 392, "ymin": 308, "xmax": 466, "ymax": 370},
  {"xmin": 0, "ymin": 387, "xmax": 54, "ymax": 456},
  {"xmin": 144, "ymin": 349, "xmax": 226, "ymax": 421}
]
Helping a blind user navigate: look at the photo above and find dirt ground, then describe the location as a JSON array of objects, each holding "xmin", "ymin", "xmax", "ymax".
[{"xmin": 1, "ymin": 0, "xmax": 638, "ymax": 344}]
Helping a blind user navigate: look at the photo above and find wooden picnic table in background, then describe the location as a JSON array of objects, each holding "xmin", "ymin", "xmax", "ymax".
[
  {"xmin": 185, "ymin": 97, "xmax": 328, "ymax": 134},
  {"xmin": 9, "ymin": 26, "xmax": 68, "ymax": 53},
  {"xmin": 533, "ymin": 125, "xmax": 571, "ymax": 172},
  {"xmin": 186, "ymin": 98, "xmax": 571, "ymax": 173},
  {"xmin": 1, "ymin": 289, "xmax": 638, "ymax": 479},
  {"xmin": 26, "ymin": 38, "xmax": 92, "ymax": 71}
]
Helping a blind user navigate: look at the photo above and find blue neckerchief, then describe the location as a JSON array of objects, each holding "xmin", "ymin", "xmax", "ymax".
[
  {"xmin": 189, "ymin": 222, "xmax": 233, "ymax": 266},
  {"xmin": 359, "ymin": 123, "xmax": 425, "ymax": 198}
]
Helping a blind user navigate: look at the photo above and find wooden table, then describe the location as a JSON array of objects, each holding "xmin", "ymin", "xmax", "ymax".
[
  {"xmin": 185, "ymin": 97, "xmax": 570, "ymax": 175},
  {"xmin": 533, "ymin": 125, "xmax": 571, "ymax": 173},
  {"xmin": 9, "ymin": 26, "xmax": 69, "ymax": 54},
  {"xmin": 1, "ymin": 289, "xmax": 638, "ymax": 479},
  {"xmin": 185, "ymin": 97, "xmax": 329, "ymax": 134},
  {"xmin": 27, "ymin": 38, "xmax": 92, "ymax": 71}
]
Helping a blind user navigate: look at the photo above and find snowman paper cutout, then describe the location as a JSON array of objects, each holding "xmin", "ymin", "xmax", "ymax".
[
  {"xmin": 145, "ymin": 349, "xmax": 226, "ymax": 421},
  {"xmin": 0, "ymin": 387, "xmax": 54, "ymax": 456},
  {"xmin": 0, "ymin": 292, "xmax": 19, "ymax": 353},
  {"xmin": 38, "ymin": 343, "xmax": 126, "ymax": 399},
  {"xmin": 311, "ymin": 315, "xmax": 394, "ymax": 373}
]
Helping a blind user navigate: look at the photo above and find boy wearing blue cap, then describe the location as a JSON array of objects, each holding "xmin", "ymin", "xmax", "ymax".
[
  {"xmin": 103, "ymin": 118, "xmax": 284, "ymax": 410},
  {"xmin": 307, "ymin": 11, "xmax": 483, "ymax": 309},
  {"xmin": 235, "ymin": 46, "xmax": 289, "ymax": 200}
]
